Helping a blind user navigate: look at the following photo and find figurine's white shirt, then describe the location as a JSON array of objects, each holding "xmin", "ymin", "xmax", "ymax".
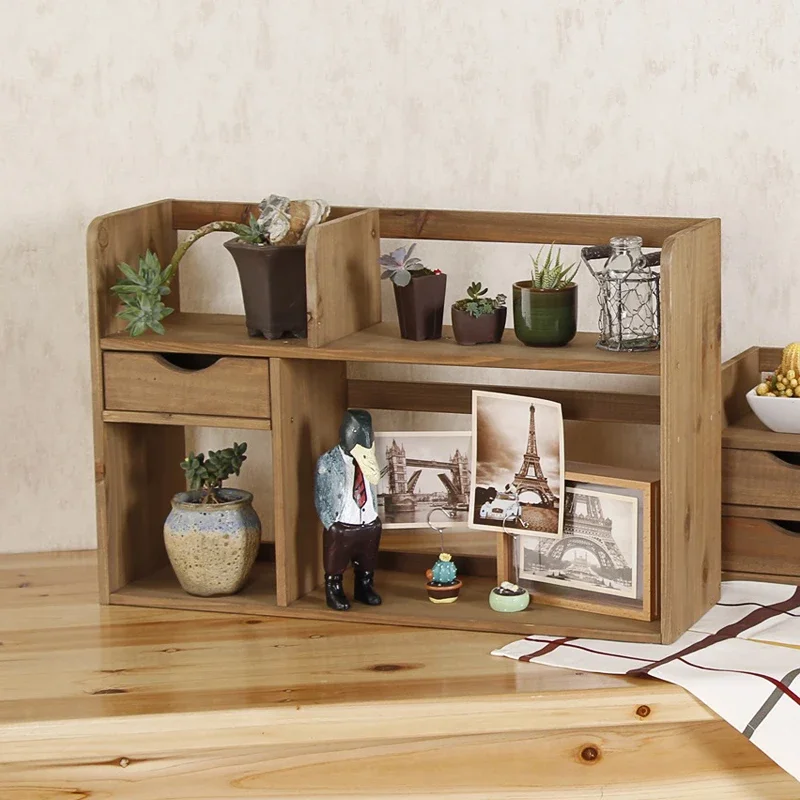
[{"xmin": 336, "ymin": 446, "xmax": 378, "ymax": 525}]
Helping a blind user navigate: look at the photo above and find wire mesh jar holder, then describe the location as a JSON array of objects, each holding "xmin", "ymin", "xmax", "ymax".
[{"xmin": 581, "ymin": 236, "xmax": 661, "ymax": 352}]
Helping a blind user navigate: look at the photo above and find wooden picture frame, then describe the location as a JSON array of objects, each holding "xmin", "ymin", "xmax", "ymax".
[{"xmin": 513, "ymin": 463, "xmax": 660, "ymax": 621}]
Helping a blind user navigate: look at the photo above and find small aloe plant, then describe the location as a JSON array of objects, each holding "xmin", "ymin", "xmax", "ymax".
[
  {"xmin": 379, "ymin": 243, "xmax": 438, "ymax": 287},
  {"xmin": 530, "ymin": 244, "xmax": 580, "ymax": 290},
  {"xmin": 453, "ymin": 282, "xmax": 506, "ymax": 318},
  {"xmin": 180, "ymin": 442, "xmax": 248, "ymax": 504}
]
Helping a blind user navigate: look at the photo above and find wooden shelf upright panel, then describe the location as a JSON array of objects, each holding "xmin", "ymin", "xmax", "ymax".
[
  {"xmin": 88, "ymin": 199, "xmax": 722, "ymax": 644},
  {"xmin": 659, "ymin": 218, "xmax": 722, "ymax": 641}
]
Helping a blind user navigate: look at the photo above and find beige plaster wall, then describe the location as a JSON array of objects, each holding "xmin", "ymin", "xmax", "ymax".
[{"xmin": 1, "ymin": 0, "xmax": 797, "ymax": 552}]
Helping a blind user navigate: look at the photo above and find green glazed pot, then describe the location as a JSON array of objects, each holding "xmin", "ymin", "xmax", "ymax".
[
  {"xmin": 489, "ymin": 587, "xmax": 531, "ymax": 613},
  {"xmin": 512, "ymin": 281, "xmax": 577, "ymax": 347}
]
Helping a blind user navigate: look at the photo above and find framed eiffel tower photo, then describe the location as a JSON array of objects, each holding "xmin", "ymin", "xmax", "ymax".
[
  {"xmin": 514, "ymin": 464, "xmax": 660, "ymax": 621},
  {"xmin": 469, "ymin": 390, "xmax": 565, "ymax": 537}
]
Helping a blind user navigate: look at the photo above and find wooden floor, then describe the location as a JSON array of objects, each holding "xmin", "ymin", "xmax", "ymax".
[{"xmin": 0, "ymin": 552, "xmax": 796, "ymax": 798}]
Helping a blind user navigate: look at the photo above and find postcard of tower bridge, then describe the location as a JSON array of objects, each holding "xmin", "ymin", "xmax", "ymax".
[
  {"xmin": 375, "ymin": 432, "xmax": 472, "ymax": 528},
  {"xmin": 470, "ymin": 390, "xmax": 565, "ymax": 537}
]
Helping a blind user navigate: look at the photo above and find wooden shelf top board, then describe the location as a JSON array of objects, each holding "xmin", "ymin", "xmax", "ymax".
[{"xmin": 101, "ymin": 313, "xmax": 661, "ymax": 375}]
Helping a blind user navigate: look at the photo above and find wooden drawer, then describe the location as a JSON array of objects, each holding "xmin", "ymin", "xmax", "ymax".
[
  {"xmin": 722, "ymin": 515, "xmax": 800, "ymax": 579},
  {"xmin": 723, "ymin": 448, "xmax": 800, "ymax": 509},
  {"xmin": 103, "ymin": 353, "xmax": 270, "ymax": 419}
]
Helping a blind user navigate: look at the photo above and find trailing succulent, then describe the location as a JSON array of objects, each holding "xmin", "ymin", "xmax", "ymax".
[
  {"xmin": 180, "ymin": 442, "xmax": 248, "ymax": 504},
  {"xmin": 452, "ymin": 281, "xmax": 506, "ymax": 318},
  {"xmin": 379, "ymin": 243, "xmax": 440, "ymax": 287},
  {"xmin": 111, "ymin": 195, "xmax": 329, "ymax": 336},
  {"xmin": 530, "ymin": 244, "xmax": 579, "ymax": 290},
  {"xmin": 111, "ymin": 220, "xmax": 247, "ymax": 336}
]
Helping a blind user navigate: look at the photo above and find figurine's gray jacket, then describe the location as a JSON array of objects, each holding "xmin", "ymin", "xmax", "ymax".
[{"xmin": 314, "ymin": 445, "xmax": 378, "ymax": 530}]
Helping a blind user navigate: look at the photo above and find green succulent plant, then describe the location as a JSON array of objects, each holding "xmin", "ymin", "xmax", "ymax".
[
  {"xmin": 453, "ymin": 282, "xmax": 506, "ymax": 318},
  {"xmin": 180, "ymin": 442, "xmax": 248, "ymax": 504},
  {"xmin": 530, "ymin": 244, "xmax": 579, "ymax": 290},
  {"xmin": 233, "ymin": 213, "xmax": 269, "ymax": 244}
]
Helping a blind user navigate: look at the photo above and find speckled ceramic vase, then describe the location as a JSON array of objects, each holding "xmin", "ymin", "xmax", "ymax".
[{"xmin": 164, "ymin": 489, "xmax": 261, "ymax": 597}]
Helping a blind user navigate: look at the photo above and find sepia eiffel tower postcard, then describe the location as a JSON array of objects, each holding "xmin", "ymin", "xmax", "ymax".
[{"xmin": 469, "ymin": 390, "xmax": 565, "ymax": 538}]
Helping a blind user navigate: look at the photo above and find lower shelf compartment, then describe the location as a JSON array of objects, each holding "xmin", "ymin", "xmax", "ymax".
[{"xmin": 111, "ymin": 561, "xmax": 662, "ymax": 642}]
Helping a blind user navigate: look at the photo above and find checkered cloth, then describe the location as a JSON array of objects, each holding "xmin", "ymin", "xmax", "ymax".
[{"xmin": 493, "ymin": 581, "xmax": 800, "ymax": 782}]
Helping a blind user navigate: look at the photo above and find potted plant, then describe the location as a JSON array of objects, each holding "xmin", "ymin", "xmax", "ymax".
[
  {"xmin": 110, "ymin": 195, "xmax": 329, "ymax": 338},
  {"xmin": 164, "ymin": 442, "xmax": 261, "ymax": 597},
  {"xmin": 513, "ymin": 244, "xmax": 579, "ymax": 347},
  {"xmin": 748, "ymin": 342, "xmax": 800, "ymax": 432},
  {"xmin": 451, "ymin": 282, "xmax": 507, "ymax": 345},
  {"xmin": 379, "ymin": 243, "xmax": 446, "ymax": 340},
  {"xmin": 425, "ymin": 552, "xmax": 462, "ymax": 604}
]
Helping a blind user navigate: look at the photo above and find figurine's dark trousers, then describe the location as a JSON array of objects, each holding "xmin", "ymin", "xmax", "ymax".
[{"xmin": 323, "ymin": 519, "xmax": 382, "ymax": 575}]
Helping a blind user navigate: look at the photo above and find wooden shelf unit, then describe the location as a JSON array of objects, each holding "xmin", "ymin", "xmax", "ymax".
[
  {"xmin": 88, "ymin": 199, "xmax": 722, "ymax": 644},
  {"xmin": 722, "ymin": 346, "xmax": 800, "ymax": 585}
]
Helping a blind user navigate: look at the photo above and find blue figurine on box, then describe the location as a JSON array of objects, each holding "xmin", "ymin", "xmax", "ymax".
[{"xmin": 314, "ymin": 409, "xmax": 382, "ymax": 611}]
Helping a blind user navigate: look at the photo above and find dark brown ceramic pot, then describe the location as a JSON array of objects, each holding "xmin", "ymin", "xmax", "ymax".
[
  {"xmin": 223, "ymin": 239, "xmax": 307, "ymax": 339},
  {"xmin": 426, "ymin": 579, "xmax": 462, "ymax": 604},
  {"xmin": 393, "ymin": 273, "xmax": 447, "ymax": 340},
  {"xmin": 451, "ymin": 306, "xmax": 507, "ymax": 346}
]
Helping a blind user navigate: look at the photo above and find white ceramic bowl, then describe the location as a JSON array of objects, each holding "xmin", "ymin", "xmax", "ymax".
[{"xmin": 746, "ymin": 388, "xmax": 800, "ymax": 434}]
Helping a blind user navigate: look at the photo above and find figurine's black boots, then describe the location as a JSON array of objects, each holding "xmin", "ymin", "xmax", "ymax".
[
  {"xmin": 325, "ymin": 574, "xmax": 350, "ymax": 611},
  {"xmin": 353, "ymin": 570, "xmax": 382, "ymax": 606}
]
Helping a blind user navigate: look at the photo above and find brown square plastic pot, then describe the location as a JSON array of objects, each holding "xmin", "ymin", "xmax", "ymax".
[
  {"xmin": 393, "ymin": 273, "xmax": 447, "ymax": 341},
  {"xmin": 451, "ymin": 306, "xmax": 507, "ymax": 346},
  {"xmin": 223, "ymin": 239, "xmax": 308, "ymax": 339}
]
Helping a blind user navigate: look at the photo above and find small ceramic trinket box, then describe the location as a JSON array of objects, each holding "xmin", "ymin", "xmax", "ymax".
[{"xmin": 489, "ymin": 581, "xmax": 530, "ymax": 613}]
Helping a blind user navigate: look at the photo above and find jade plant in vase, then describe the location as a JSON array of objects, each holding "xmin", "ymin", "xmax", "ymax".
[
  {"xmin": 380, "ymin": 243, "xmax": 446, "ymax": 340},
  {"xmin": 425, "ymin": 552, "xmax": 462, "ymax": 604},
  {"xmin": 110, "ymin": 195, "xmax": 329, "ymax": 339},
  {"xmin": 513, "ymin": 244, "xmax": 579, "ymax": 347},
  {"xmin": 451, "ymin": 282, "xmax": 507, "ymax": 345},
  {"xmin": 164, "ymin": 442, "xmax": 261, "ymax": 597}
]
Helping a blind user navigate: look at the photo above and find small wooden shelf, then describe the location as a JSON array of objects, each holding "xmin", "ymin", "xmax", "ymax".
[
  {"xmin": 111, "ymin": 561, "xmax": 662, "ymax": 642},
  {"xmin": 101, "ymin": 315, "xmax": 662, "ymax": 375},
  {"xmin": 88, "ymin": 199, "xmax": 721, "ymax": 645}
]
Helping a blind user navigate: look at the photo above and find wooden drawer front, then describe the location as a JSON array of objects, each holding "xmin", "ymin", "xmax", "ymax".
[
  {"xmin": 723, "ymin": 448, "xmax": 800, "ymax": 509},
  {"xmin": 104, "ymin": 353, "xmax": 270, "ymax": 418},
  {"xmin": 723, "ymin": 516, "xmax": 800, "ymax": 578}
]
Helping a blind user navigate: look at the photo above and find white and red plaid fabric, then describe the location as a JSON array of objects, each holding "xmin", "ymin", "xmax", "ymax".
[{"xmin": 493, "ymin": 581, "xmax": 800, "ymax": 782}]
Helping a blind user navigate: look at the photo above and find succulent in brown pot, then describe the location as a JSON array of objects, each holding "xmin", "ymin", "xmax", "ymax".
[
  {"xmin": 380, "ymin": 244, "xmax": 447, "ymax": 341},
  {"xmin": 110, "ymin": 195, "xmax": 329, "ymax": 339},
  {"xmin": 451, "ymin": 282, "xmax": 507, "ymax": 346}
]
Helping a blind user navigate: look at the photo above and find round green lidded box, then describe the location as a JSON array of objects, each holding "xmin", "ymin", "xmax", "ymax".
[{"xmin": 489, "ymin": 582, "xmax": 531, "ymax": 613}]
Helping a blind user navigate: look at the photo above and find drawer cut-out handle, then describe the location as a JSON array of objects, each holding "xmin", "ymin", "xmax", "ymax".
[
  {"xmin": 767, "ymin": 519, "xmax": 800, "ymax": 536},
  {"xmin": 156, "ymin": 353, "xmax": 222, "ymax": 372},
  {"xmin": 767, "ymin": 451, "xmax": 800, "ymax": 468}
]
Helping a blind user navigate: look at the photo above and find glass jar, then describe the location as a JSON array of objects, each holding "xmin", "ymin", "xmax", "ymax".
[{"xmin": 582, "ymin": 235, "xmax": 661, "ymax": 352}]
